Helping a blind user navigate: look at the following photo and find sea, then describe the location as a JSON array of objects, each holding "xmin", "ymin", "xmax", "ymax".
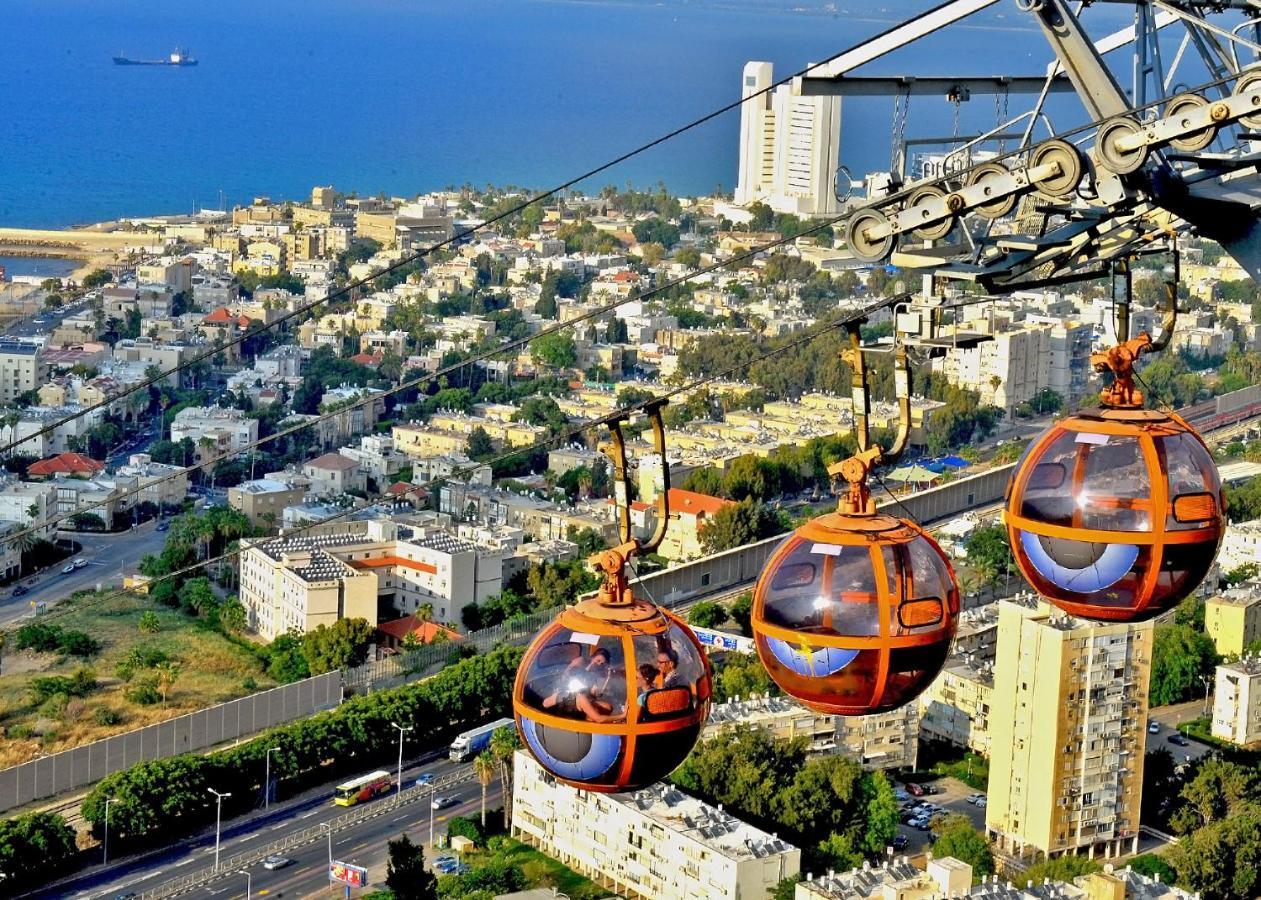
[{"xmin": 0, "ymin": 0, "xmax": 1146, "ymax": 228}]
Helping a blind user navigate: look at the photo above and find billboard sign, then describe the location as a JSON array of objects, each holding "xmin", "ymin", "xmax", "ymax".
[
  {"xmin": 691, "ymin": 626, "xmax": 755, "ymax": 655},
  {"xmin": 329, "ymin": 861, "xmax": 368, "ymax": 887}
]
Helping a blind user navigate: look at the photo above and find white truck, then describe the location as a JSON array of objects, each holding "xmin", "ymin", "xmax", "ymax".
[{"xmin": 449, "ymin": 717, "xmax": 514, "ymax": 762}]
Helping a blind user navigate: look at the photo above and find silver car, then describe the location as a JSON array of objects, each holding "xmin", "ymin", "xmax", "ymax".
[{"xmin": 262, "ymin": 855, "xmax": 293, "ymax": 870}]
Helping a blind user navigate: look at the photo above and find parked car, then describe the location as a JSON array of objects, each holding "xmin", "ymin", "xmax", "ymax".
[
  {"xmin": 415, "ymin": 773, "xmax": 436, "ymax": 787},
  {"xmin": 892, "ymin": 835, "xmax": 909, "ymax": 851},
  {"xmin": 1167, "ymin": 733, "xmax": 1190, "ymax": 747},
  {"xmin": 434, "ymin": 856, "xmax": 456, "ymax": 868},
  {"xmin": 1148, "ymin": 720, "xmax": 1161, "ymax": 734},
  {"xmin": 262, "ymin": 856, "xmax": 292, "ymax": 871},
  {"xmin": 912, "ymin": 817, "xmax": 933, "ymax": 831},
  {"xmin": 73, "ymin": 558, "xmax": 87, "ymax": 569},
  {"xmin": 975, "ymin": 797, "xmax": 988, "ymax": 808},
  {"xmin": 892, "ymin": 788, "xmax": 910, "ymax": 802},
  {"xmin": 431, "ymin": 795, "xmax": 459, "ymax": 810},
  {"xmin": 11, "ymin": 585, "xmax": 27, "ymax": 596},
  {"xmin": 156, "ymin": 520, "xmax": 170, "ymax": 532},
  {"xmin": 900, "ymin": 810, "xmax": 919, "ymax": 824},
  {"xmin": 966, "ymin": 794, "xmax": 985, "ymax": 805},
  {"xmin": 61, "ymin": 563, "xmax": 75, "ymax": 574},
  {"xmin": 906, "ymin": 782, "xmax": 926, "ymax": 797}
]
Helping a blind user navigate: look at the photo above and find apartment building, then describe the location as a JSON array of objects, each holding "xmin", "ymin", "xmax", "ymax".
[
  {"xmin": 112, "ymin": 453, "xmax": 191, "ymax": 510},
  {"xmin": 1211, "ymin": 657, "xmax": 1261, "ymax": 747},
  {"xmin": 733, "ymin": 61, "xmax": 840, "ymax": 217},
  {"xmin": 512, "ymin": 752, "xmax": 800, "ymax": 900},
  {"xmin": 238, "ymin": 520, "xmax": 501, "ymax": 637},
  {"xmin": 392, "ymin": 423, "xmax": 472, "ymax": 458},
  {"xmin": 919, "ymin": 655, "xmax": 995, "ymax": 756},
  {"xmin": 0, "ymin": 342, "xmax": 47, "ymax": 403},
  {"xmin": 986, "ymin": 600, "xmax": 1152, "ymax": 861},
  {"xmin": 1218, "ymin": 518, "xmax": 1261, "ymax": 572},
  {"xmin": 658, "ymin": 489, "xmax": 734, "ymax": 561},
  {"xmin": 934, "ymin": 323, "xmax": 1050, "ymax": 418},
  {"xmin": 796, "ymin": 858, "xmax": 1196, "ymax": 900},
  {"xmin": 0, "ymin": 478, "xmax": 54, "ymax": 538},
  {"xmin": 1204, "ymin": 586, "xmax": 1261, "ymax": 657},
  {"xmin": 170, "ymin": 407, "xmax": 259, "ymax": 459},
  {"xmin": 705, "ymin": 695, "xmax": 918, "ymax": 770},
  {"xmin": 228, "ymin": 478, "xmax": 308, "ymax": 528},
  {"xmin": 237, "ymin": 536, "xmax": 377, "ymax": 639},
  {"xmin": 0, "ymin": 522, "xmax": 22, "ymax": 583}
]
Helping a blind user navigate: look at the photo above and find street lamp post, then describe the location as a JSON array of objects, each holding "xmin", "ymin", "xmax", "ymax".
[
  {"xmin": 238, "ymin": 869, "xmax": 251, "ymax": 900},
  {"xmin": 429, "ymin": 785, "xmax": 436, "ymax": 847},
  {"xmin": 207, "ymin": 788, "xmax": 231, "ymax": 872},
  {"xmin": 391, "ymin": 722, "xmax": 412, "ymax": 806},
  {"xmin": 264, "ymin": 746, "xmax": 280, "ymax": 809},
  {"xmin": 1200, "ymin": 675, "xmax": 1213, "ymax": 717},
  {"xmin": 320, "ymin": 822, "xmax": 333, "ymax": 881},
  {"xmin": 103, "ymin": 796, "xmax": 118, "ymax": 865}
]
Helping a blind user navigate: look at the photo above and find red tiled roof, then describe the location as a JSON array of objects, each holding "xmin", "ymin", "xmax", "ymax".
[
  {"xmin": 304, "ymin": 452, "xmax": 359, "ymax": 471},
  {"xmin": 348, "ymin": 555, "xmax": 438, "ymax": 575},
  {"xmin": 666, "ymin": 488, "xmax": 733, "ymax": 518},
  {"xmin": 351, "ymin": 353, "xmax": 382, "ymax": 366},
  {"xmin": 27, "ymin": 452, "xmax": 105, "ymax": 477},
  {"xmin": 376, "ymin": 616, "xmax": 462, "ymax": 644},
  {"xmin": 203, "ymin": 307, "xmax": 234, "ymax": 324}
]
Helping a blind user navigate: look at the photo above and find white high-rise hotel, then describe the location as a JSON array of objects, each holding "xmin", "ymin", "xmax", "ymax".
[{"xmin": 734, "ymin": 61, "xmax": 841, "ymax": 217}]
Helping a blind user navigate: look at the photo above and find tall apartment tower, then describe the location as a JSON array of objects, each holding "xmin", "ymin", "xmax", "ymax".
[
  {"xmin": 986, "ymin": 600, "xmax": 1152, "ymax": 862},
  {"xmin": 734, "ymin": 61, "xmax": 841, "ymax": 217}
]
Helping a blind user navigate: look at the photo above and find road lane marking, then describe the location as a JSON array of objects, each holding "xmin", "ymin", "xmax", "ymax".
[{"xmin": 237, "ymin": 832, "xmax": 260, "ymax": 842}]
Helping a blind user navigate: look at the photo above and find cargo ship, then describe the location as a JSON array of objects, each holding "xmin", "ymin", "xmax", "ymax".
[{"xmin": 113, "ymin": 48, "xmax": 198, "ymax": 66}]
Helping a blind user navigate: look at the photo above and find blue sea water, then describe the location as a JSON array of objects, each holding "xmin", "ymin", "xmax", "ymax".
[
  {"xmin": 0, "ymin": 0, "xmax": 1139, "ymax": 227},
  {"xmin": 0, "ymin": 255, "xmax": 80, "ymax": 278}
]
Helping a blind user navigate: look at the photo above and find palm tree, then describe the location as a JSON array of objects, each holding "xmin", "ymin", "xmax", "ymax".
[
  {"xmin": 473, "ymin": 751, "xmax": 496, "ymax": 830},
  {"xmin": 489, "ymin": 726, "xmax": 521, "ymax": 832},
  {"xmin": 198, "ymin": 437, "xmax": 218, "ymax": 489},
  {"xmin": 417, "ymin": 603, "xmax": 434, "ymax": 624}
]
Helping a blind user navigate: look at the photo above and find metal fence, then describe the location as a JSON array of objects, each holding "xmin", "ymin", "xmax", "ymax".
[
  {"xmin": 0, "ymin": 672, "xmax": 340, "ymax": 814},
  {"xmin": 141, "ymin": 766, "xmax": 475, "ymax": 899}
]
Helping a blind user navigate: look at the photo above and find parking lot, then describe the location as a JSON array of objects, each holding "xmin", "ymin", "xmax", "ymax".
[{"xmin": 891, "ymin": 775, "xmax": 988, "ymax": 857}]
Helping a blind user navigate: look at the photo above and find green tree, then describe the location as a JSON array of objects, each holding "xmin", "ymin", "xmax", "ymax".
[
  {"xmin": 301, "ymin": 617, "xmax": 374, "ymax": 674},
  {"xmin": 1150, "ymin": 623, "xmax": 1218, "ymax": 706},
  {"xmin": 1170, "ymin": 802, "xmax": 1261, "ymax": 900},
  {"xmin": 219, "ymin": 598, "xmax": 247, "ymax": 634},
  {"xmin": 858, "ymin": 771, "xmax": 899, "ymax": 855},
  {"xmin": 490, "ymin": 726, "xmax": 521, "ymax": 832},
  {"xmin": 772, "ymin": 875, "xmax": 804, "ymax": 900},
  {"xmin": 964, "ymin": 525, "xmax": 1014, "ymax": 585},
  {"xmin": 632, "ymin": 217, "xmax": 681, "ymax": 249},
  {"xmin": 682, "ymin": 467, "xmax": 725, "ymax": 496},
  {"xmin": 688, "ymin": 601, "xmax": 729, "ymax": 629},
  {"xmin": 1170, "ymin": 758, "xmax": 1257, "ymax": 834},
  {"xmin": 266, "ymin": 632, "xmax": 311, "ymax": 682},
  {"xmin": 529, "ymin": 331, "xmax": 577, "ymax": 369},
  {"xmin": 386, "ymin": 833, "xmax": 438, "ymax": 900},
  {"xmin": 931, "ymin": 815, "xmax": 995, "ymax": 878},
  {"xmin": 0, "ymin": 812, "xmax": 78, "ymax": 888},
  {"xmin": 474, "ymin": 751, "xmax": 496, "ymax": 830},
  {"xmin": 729, "ymin": 591, "xmax": 753, "ymax": 636},
  {"xmin": 712, "ymin": 652, "xmax": 777, "ymax": 702},
  {"xmin": 466, "ymin": 426, "xmax": 494, "ymax": 459},
  {"xmin": 1021, "ymin": 856, "xmax": 1101, "ymax": 885},
  {"xmin": 1128, "ymin": 854, "xmax": 1177, "ymax": 884},
  {"xmin": 814, "ymin": 831, "xmax": 862, "ymax": 871},
  {"xmin": 698, "ymin": 498, "xmax": 785, "ymax": 554}
]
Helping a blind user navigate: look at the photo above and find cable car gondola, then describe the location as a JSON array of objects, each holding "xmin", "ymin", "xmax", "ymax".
[
  {"xmin": 750, "ymin": 327, "xmax": 960, "ymax": 715},
  {"xmin": 513, "ymin": 402, "xmax": 713, "ymax": 792},
  {"xmin": 1005, "ymin": 253, "xmax": 1225, "ymax": 621}
]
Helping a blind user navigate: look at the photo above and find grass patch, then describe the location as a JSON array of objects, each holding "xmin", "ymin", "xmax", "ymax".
[
  {"xmin": 0, "ymin": 589, "xmax": 272, "ymax": 766},
  {"xmin": 464, "ymin": 837, "xmax": 606, "ymax": 899},
  {"xmin": 917, "ymin": 740, "xmax": 989, "ymax": 792}
]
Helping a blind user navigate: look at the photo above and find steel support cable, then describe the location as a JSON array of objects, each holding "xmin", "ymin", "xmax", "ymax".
[
  {"xmin": 23, "ymin": 293, "xmax": 910, "ymax": 622},
  {"xmin": 0, "ymin": 4, "xmax": 963, "ymax": 460},
  {"xmin": 0, "ymin": 216, "xmax": 859, "ymax": 548}
]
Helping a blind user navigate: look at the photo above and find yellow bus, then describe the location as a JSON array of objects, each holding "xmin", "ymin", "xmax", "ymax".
[{"xmin": 332, "ymin": 770, "xmax": 392, "ymax": 806}]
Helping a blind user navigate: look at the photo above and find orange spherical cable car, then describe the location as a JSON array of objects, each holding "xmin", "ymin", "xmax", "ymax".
[
  {"xmin": 512, "ymin": 402, "xmax": 713, "ymax": 792},
  {"xmin": 751, "ymin": 326, "xmax": 960, "ymax": 715},
  {"xmin": 1005, "ymin": 253, "xmax": 1225, "ymax": 621}
]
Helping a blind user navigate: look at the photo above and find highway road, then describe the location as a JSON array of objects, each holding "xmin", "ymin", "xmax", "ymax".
[
  {"xmin": 38, "ymin": 750, "xmax": 499, "ymax": 900},
  {"xmin": 0, "ymin": 520, "xmax": 168, "ymax": 627}
]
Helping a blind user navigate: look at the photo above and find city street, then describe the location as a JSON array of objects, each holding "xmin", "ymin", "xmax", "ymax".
[
  {"xmin": 39, "ymin": 752, "xmax": 499, "ymax": 900},
  {"xmin": 1146, "ymin": 699, "xmax": 1216, "ymax": 764},
  {"xmin": 0, "ymin": 519, "xmax": 168, "ymax": 626}
]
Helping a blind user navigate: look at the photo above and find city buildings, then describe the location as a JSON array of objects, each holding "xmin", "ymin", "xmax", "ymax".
[
  {"xmin": 238, "ymin": 519, "xmax": 502, "ymax": 638},
  {"xmin": 733, "ymin": 61, "xmax": 841, "ymax": 217},
  {"xmin": 1218, "ymin": 518, "xmax": 1261, "ymax": 572},
  {"xmin": 1211, "ymin": 656, "xmax": 1261, "ymax": 747},
  {"xmin": 0, "ymin": 341, "xmax": 46, "ymax": 403},
  {"xmin": 170, "ymin": 407, "xmax": 259, "ymax": 458},
  {"xmin": 302, "ymin": 452, "xmax": 366, "ymax": 497},
  {"xmin": 986, "ymin": 600, "xmax": 1151, "ymax": 861},
  {"xmin": 228, "ymin": 478, "xmax": 308, "ymax": 528},
  {"xmin": 512, "ymin": 752, "xmax": 800, "ymax": 900},
  {"xmin": 919, "ymin": 655, "xmax": 995, "ymax": 756},
  {"xmin": 658, "ymin": 488, "xmax": 734, "ymax": 561},
  {"xmin": 1204, "ymin": 585, "xmax": 1261, "ymax": 657},
  {"xmin": 704, "ymin": 694, "xmax": 918, "ymax": 770}
]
